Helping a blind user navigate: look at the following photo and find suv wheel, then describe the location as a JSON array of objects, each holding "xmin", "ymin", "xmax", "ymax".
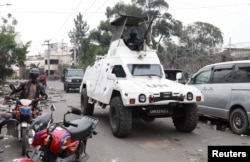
[
  {"xmin": 66, "ymin": 87, "xmax": 70, "ymax": 93},
  {"xmin": 230, "ymin": 108, "xmax": 249, "ymax": 135},
  {"xmin": 81, "ymin": 88, "xmax": 94, "ymax": 115},
  {"xmin": 172, "ymin": 103, "xmax": 198, "ymax": 132},
  {"xmin": 109, "ymin": 96, "xmax": 132, "ymax": 138}
]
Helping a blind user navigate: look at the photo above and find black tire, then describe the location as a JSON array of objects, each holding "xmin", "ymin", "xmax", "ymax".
[
  {"xmin": 172, "ymin": 104, "xmax": 198, "ymax": 132},
  {"xmin": 81, "ymin": 88, "xmax": 94, "ymax": 115},
  {"xmin": 21, "ymin": 128, "xmax": 27, "ymax": 156},
  {"xmin": 63, "ymin": 84, "xmax": 66, "ymax": 91},
  {"xmin": 109, "ymin": 96, "xmax": 132, "ymax": 138},
  {"xmin": 230, "ymin": 108, "xmax": 249, "ymax": 135},
  {"xmin": 66, "ymin": 86, "xmax": 70, "ymax": 93}
]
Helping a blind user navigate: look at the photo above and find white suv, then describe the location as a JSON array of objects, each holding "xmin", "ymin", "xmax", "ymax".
[{"xmin": 80, "ymin": 14, "xmax": 203, "ymax": 138}]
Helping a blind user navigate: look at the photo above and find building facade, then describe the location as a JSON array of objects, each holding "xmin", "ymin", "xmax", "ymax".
[{"xmin": 25, "ymin": 42, "xmax": 73, "ymax": 79}]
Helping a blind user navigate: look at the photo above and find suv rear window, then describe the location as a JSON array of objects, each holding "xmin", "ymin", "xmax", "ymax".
[
  {"xmin": 234, "ymin": 64, "xmax": 250, "ymax": 83},
  {"xmin": 66, "ymin": 70, "xmax": 84, "ymax": 77}
]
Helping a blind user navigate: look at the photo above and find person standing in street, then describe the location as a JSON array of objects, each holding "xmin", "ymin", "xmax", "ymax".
[{"xmin": 39, "ymin": 72, "xmax": 47, "ymax": 89}]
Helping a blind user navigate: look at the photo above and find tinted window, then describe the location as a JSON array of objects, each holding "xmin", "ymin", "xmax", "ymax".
[
  {"xmin": 193, "ymin": 70, "xmax": 212, "ymax": 84},
  {"xmin": 234, "ymin": 64, "xmax": 250, "ymax": 83},
  {"xmin": 128, "ymin": 64, "xmax": 162, "ymax": 76},
  {"xmin": 165, "ymin": 70, "xmax": 181, "ymax": 80},
  {"xmin": 211, "ymin": 67, "xmax": 234, "ymax": 83},
  {"xmin": 112, "ymin": 65, "xmax": 126, "ymax": 78},
  {"xmin": 67, "ymin": 70, "xmax": 84, "ymax": 77}
]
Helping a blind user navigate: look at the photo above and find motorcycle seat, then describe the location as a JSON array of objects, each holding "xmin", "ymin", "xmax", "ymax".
[{"xmin": 67, "ymin": 118, "xmax": 92, "ymax": 141}]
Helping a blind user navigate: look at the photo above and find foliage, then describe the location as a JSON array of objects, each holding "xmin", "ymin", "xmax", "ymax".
[
  {"xmin": 181, "ymin": 22, "xmax": 223, "ymax": 57},
  {"xmin": 161, "ymin": 21, "xmax": 224, "ymax": 69},
  {"xmin": 68, "ymin": 12, "xmax": 89, "ymax": 63},
  {"xmin": 78, "ymin": 37, "xmax": 108, "ymax": 68},
  {"xmin": 0, "ymin": 13, "xmax": 30, "ymax": 81}
]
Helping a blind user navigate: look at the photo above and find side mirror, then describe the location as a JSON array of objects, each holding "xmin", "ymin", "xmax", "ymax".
[
  {"xmin": 69, "ymin": 106, "xmax": 81, "ymax": 115},
  {"xmin": 51, "ymin": 104, "xmax": 56, "ymax": 111},
  {"xmin": 107, "ymin": 73, "xmax": 116, "ymax": 80},
  {"xmin": 176, "ymin": 72, "xmax": 183, "ymax": 81},
  {"xmin": 9, "ymin": 84, "xmax": 16, "ymax": 91}
]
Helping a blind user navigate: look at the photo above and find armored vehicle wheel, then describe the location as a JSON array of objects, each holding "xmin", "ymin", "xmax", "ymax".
[
  {"xmin": 172, "ymin": 104, "xmax": 198, "ymax": 132},
  {"xmin": 109, "ymin": 96, "xmax": 132, "ymax": 138},
  {"xmin": 230, "ymin": 108, "xmax": 249, "ymax": 135},
  {"xmin": 81, "ymin": 88, "xmax": 94, "ymax": 115}
]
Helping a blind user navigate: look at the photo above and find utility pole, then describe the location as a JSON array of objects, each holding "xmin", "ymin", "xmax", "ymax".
[
  {"xmin": 73, "ymin": 35, "xmax": 77, "ymax": 65},
  {"xmin": 42, "ymin": 40, "xmax": 51, "ymax": 79},
  {"xmin": 61, "ymin": 39, "xmax": 66, "ymax": 72}
]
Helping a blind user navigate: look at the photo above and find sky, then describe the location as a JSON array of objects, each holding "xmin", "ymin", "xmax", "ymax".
[{"xmin": 0, "ymin": 0, "xmax": 249, "ymax": 55}]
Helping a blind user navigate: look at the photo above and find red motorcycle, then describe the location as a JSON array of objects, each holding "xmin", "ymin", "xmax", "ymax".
[
  {"xmin": 5, "ymin": 85, "xmax": 44, "ymax": 156},
  {"xmin": 12, "ymin": 104, "xmax": 98, "ymax": 162}
]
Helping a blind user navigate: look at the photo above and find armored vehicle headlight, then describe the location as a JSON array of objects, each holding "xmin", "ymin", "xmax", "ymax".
[
  {"xmin": 139, "ymin": 94, "xmax": 146, "ymax": 103},
  {"xmin": 187, "ymin": 92, "xmax": 193, "ymax": 101}
]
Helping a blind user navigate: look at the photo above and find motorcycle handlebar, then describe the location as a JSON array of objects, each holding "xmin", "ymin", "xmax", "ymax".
[
  {"xmin": 69, "ymin": 123, "xmax": 78, "ymax": 127},
  {"xmin": 5, "ymin": 96, "xmax": 46, "ymax": 102}
]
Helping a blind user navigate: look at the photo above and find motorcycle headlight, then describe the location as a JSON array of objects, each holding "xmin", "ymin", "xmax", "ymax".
[{"xmin": 28, "ymin": 129, "xmax": 35, "ymax": 145}]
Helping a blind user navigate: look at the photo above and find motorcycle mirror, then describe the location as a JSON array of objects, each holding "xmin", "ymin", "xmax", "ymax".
[
  {"xmin": 50, "ymin": 104, "xmax": 56, "ymax": 111},
  {"xmin": 9, "ymin": 84, "xmax": 16, "ymax": 91},
  {"xmin": 69, "ymin": 107, "xmax": 81, "ymax": 115}
]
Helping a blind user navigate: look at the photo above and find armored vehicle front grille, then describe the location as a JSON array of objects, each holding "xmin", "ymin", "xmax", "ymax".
[{"xmin": 153, "ymin": 92, "xmax": 184, "ymax": 101}]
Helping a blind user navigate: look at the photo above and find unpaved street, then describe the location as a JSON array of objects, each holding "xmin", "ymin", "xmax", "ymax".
[{"xmin": 1, "ymin": 80, "xmax": 249, "ymax": 162}]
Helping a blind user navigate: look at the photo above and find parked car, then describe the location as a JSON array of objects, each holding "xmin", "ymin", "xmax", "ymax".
[
  {"xmin": 188, "ymin": 60, "xmax": 250, "ymax": 135},
  {"xmin": 164, "ymin": 69, "xmax": 187, "ymax": 84},
  {"xmin": 62, "ymin": 68, "xmax": 84, "ymax": 93}
]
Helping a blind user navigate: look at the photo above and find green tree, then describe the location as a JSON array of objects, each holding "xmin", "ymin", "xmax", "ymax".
[
  {"xmin": 68, "ymin": 12, "xmax": 89, "ymax": 63},
  {"xmin": 0, "ymin": 13, "xmax": 30, "ymax": 82},
  {"xmin": 181, "ymin": 22, "xmax": 223, "ymax": 57}
]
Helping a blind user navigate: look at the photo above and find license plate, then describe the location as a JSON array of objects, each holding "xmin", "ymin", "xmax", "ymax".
[
  {"xmin": 149, "ymin": 109, "xmax": 169, "ymax": 114},
  {"xmin": 148, "ymin": 109, "xmax": 173, "ymax": 116},
  {"xmin": 21, "ymin": 122, "xmax": 28, "ymax": 127}
]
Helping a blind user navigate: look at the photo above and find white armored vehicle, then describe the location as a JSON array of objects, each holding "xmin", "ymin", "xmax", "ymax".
[{"xmin": 80, "ymin": 14, "xmax": 203, "ymax": 138}]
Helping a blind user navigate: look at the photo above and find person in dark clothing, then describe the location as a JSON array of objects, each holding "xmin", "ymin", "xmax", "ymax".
[
  {"xmin": 38, "ymin": 72, "xmax": 47, "ymax": 89},
  {"xmin": 0, "ymin": 68, "xmax": 48, "ymax": 135},
  {"xmin": 126, "ymin": 28, "xmax": 143, "ymax": 51}
]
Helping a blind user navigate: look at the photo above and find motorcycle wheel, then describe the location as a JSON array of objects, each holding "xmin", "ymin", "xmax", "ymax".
[
  {"xmin": 21, "ymin": 128, "xmax": 28, "ymax": 156},
  {"xmin": 76, "ymin": 141, "xmax": 89, "ymax": 162}
]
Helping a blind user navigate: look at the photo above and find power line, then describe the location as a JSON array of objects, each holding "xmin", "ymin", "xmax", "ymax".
[
  {"xmin": 169, "ymin": 3, "xmax": 249, "ymax": 11},
  {"xmin": 51, "ymin": 0, "xmax": 84, "ymax": 42},
  {"xmin": 42, "ymin": 40, "xmax": 51, "ymax": 78},
  {"xmin": 86, "ymin": 0, "xmax": 109, "ymax": 21},
  {"xmin": 53, "ymin": 0, "xmax": 100, "ymax": 44}
]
